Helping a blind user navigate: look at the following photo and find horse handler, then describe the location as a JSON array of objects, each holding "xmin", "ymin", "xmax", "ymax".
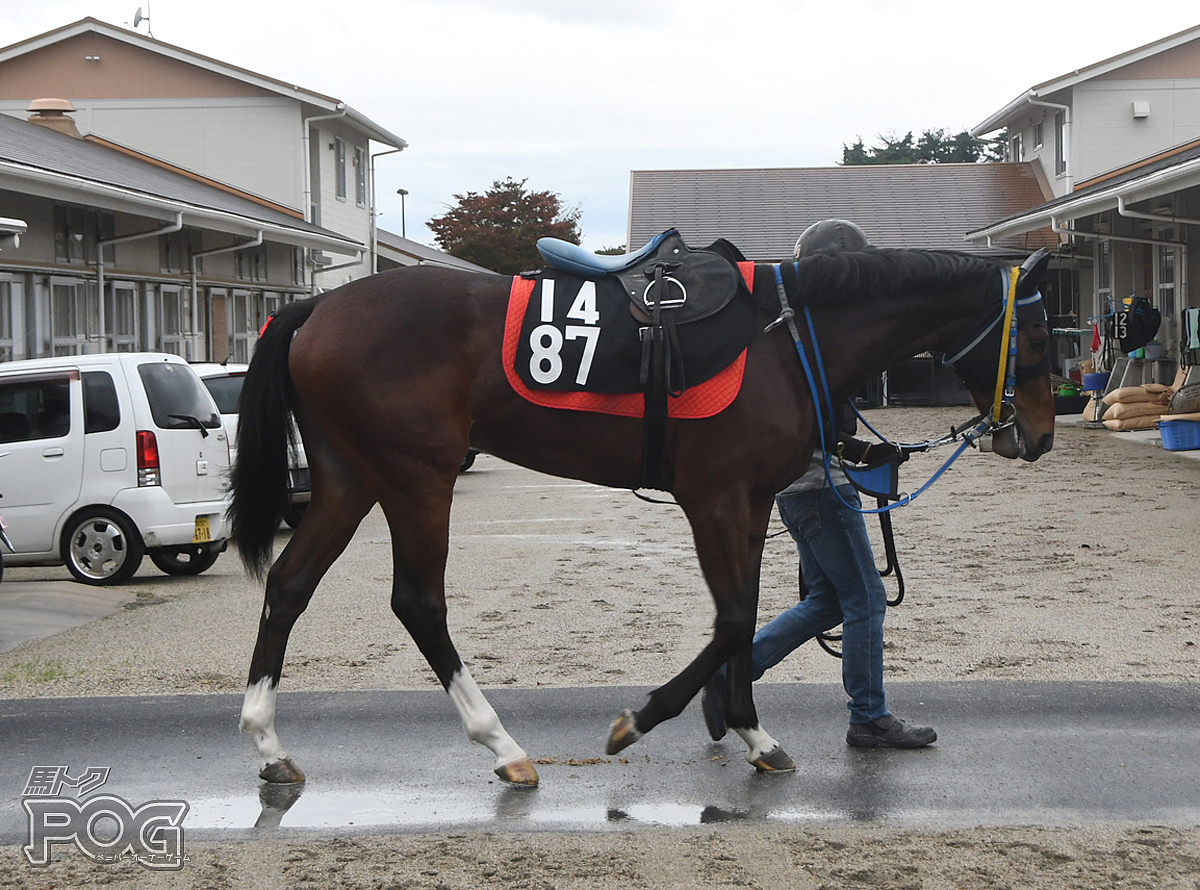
[{"xmin": 702, "ymin": 219, "xmax": 937, "ymax": 750}]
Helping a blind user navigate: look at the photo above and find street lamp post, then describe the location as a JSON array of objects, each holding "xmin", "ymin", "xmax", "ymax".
[{"xmin": 396, "ymin": 188, "xmax": 408, "ymax": 239}]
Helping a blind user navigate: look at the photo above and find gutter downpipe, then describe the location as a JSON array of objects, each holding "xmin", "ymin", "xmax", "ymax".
[
  {"xmin": 370, "ymin": 147, "xmax": 405, "ymax": 274},
  {"xmin": 1027, "ymin": 95, "xmax": 1073, "ymax": 193},
  {"xmin": 301, "ymin": 104, "xmax": 347, "ymax": 293},
  {"xmin": 97, "ymin": 211, "xmax": 183, "ymax": 354},
  {"xmin": 190, "ymin": 230, "xmax": 264, "ymax": 360}
]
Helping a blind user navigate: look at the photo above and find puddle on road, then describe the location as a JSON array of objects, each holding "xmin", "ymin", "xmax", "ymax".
[{"xmin": 185, "ymin": 783, "xmax": 840, "ymax": 833}]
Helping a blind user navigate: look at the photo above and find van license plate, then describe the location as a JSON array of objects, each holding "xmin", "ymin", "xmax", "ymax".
[{"xmin": 193, "ymin": 516, "xmax": 211, "ymax": 543}]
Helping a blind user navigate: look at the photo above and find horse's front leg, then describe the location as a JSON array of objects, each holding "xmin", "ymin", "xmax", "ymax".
[{"xmin": 606, "ymin": 490, "xmax": 794, "ymax": 771}]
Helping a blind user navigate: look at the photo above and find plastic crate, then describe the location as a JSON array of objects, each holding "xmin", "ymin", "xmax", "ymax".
[{"xmin": 1158, "ymin": 419, "xmax": 1200, "ymax": 452}]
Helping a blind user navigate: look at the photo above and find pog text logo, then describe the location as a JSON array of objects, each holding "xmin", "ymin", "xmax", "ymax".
[{"xmin": 22, "ymin": 766, "xmax": 189, "ymax": 871}]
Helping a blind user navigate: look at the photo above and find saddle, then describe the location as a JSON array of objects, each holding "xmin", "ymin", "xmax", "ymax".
[
  {"xmin": 535, "ymin": 229, "xmax": 751, "ymax": 490},
  {"xmin": 538, "ymin": 229, "xmax": 743, "ymax": 327}
]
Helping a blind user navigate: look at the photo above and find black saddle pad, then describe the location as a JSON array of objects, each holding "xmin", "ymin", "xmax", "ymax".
[{"xmin": 514, "ymin": 269, "xmax": 757, "ymax": 394}]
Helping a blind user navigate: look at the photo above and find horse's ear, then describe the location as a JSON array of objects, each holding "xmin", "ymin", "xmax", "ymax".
[{"xmin": 1017, "ymin": 248, "xmax": 1051, "ymax": 298}]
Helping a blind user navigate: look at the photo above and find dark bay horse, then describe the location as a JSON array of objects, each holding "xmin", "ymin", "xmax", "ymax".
[{"xmin": 230, "ymin": 247, "xmax": 1055, "ymax": 787}]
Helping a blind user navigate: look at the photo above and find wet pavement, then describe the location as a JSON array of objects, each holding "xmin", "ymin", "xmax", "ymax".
[{"xmin": 3, "ymin": 680, "xmax": 1199, "ymax": 842}]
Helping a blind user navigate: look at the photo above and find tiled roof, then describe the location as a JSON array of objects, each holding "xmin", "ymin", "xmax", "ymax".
[
  {"xmin": 0, "ymin": 113, "xmax": 359, "ymax": 248},
  {"xmin": 628, "ymin": 163, "xmax": 1058, "ymax": 260}
]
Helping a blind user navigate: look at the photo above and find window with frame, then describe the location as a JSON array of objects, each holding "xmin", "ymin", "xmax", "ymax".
[
  {"xmin": 1010, "ymin": 133, "xmax": 1022, "ymax": 162},
  {"xmin": 1096, "ymin": 238, "xmax": 1113, "ymax": 309},
  {"xmin": 106, "ymin": 283, "xmax": 139, "ymax": 352},
  {"xmin": 159, "ymin": 286, "xmax": 188, "ymax": 356},
  {"xmin": 0, "ymin": 280, "xmax": 12, "ymax": 361},
  {"xmin": 1033, "ymin": 121, "xmax": 1044, "ymax": 149},
  {"xmin": 160, "ymin": 228, "xmax": 198, "ymax": 274},
  {"xmin": 236, "ymin": 242, "xmax": 269, "ymax": 282},
  {"xmin": 1155, "ymin": 227, "xmax": 1176, "ymax": 335},
  {"xmin": 292, "ymin": 247, "xmax": 306, "ymax": 286},
  {"xmin": 355, "ymin": 146, "xmax": 367, "ymax": 206},
  {"xmin": 51, "ymin": 278, "xmax": 97, "ymax": 356},
  {"xmin": 54, "ymin": 204, "xmax": 115, "ymax": 266},
  {"xmin": 229, "ymin": 290, "xmax": 255, "ymax": 363},
  {"xmin": 335, "ymin": 137, "xmax": 347, "ymax": 201}
]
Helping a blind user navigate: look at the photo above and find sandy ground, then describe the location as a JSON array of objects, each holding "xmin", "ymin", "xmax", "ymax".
[{"xmin": 3, "ymin": 407, "xmax": 1200, "ymax": 888}]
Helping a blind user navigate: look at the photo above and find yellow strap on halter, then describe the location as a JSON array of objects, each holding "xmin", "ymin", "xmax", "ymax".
[{"xmin": 992, "ymin": 266, "xmax": 1021, "ymax": 423}]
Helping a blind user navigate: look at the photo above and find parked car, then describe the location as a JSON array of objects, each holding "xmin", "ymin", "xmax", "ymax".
[
  {"xmin": 0, "ymin": 353, "xmax": 231, "ymax": 584},
  {"xmin": 191, "ymin": 363, "xmax": 311, "ymax": 528}
]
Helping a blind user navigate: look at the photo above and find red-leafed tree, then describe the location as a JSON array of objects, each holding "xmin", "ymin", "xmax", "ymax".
[{"xmin": 427, "ymin": 177, "xmax": 582, "ymax": 274}]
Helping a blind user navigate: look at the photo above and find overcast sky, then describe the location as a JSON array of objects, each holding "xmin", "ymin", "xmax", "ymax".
[{"xmin": 5, "ymin": 2, "xmax": 1200, "ymax": 250}]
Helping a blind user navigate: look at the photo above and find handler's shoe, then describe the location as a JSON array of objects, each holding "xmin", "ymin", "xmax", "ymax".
[
  {"xmin": 846, "ymin": 715, "xmax": 936, "ymax": 749},
  {"xmin": 701, "ymin": 675, "xmax": 727, "ymax": 741}
]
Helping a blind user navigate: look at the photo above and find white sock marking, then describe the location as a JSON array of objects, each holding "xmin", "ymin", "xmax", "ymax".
[
  {"xmin": 240, "ymin": 677, "xmax": 288, "ymax": 768},
  {"xmin": 447, "ymin": 667, "xmax": 528, "ymax": 769}
]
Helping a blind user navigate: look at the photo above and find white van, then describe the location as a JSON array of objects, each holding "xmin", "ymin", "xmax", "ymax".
[
  {"xmin": 191, "ymin": 362, "xmax": 311, "ymax": 528},
  {"xmin": 0, "ymin": 353, "xmax": 231, "ymax": 584}
]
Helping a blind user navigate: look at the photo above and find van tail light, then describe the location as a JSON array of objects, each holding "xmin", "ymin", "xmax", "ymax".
[{"xmin": 137, "ymin": 430, "xmax": 161, "ymax": 487}]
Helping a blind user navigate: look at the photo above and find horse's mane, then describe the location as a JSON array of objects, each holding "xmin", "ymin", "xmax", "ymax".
[{"xmin": 792, "ymin": 248, "xmax": 999, "ymax": 305}]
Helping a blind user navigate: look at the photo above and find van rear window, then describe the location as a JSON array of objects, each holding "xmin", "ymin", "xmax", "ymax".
[
  {"xmin": 83, "ymin": 371, "xmax": 120, "ymax": 433},
  {"xmin": 201, "ymin": 374, "xmax": 244, "ymax": 414},
  {"xmin": 137, "ymin": 363, "xmax": 220, "ymax": 431}
]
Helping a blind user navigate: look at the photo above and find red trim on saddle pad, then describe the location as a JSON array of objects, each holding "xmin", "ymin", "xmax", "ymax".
[{"xmin": 502, "ymin": 267, "xmax": 753, "ymax": 418}]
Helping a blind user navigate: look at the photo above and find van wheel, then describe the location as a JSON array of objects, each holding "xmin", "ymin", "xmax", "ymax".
[
  {"xmin": 62, "ymin": 509, "xmax": 145, "ymax": 585},
  {"xmin": 149, "ymin": 544, "xmax": 221, "ymax": 576}
]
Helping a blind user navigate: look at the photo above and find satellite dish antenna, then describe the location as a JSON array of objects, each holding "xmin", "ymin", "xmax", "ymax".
[{"xmin": 132, "ymin": 5, "xmax": 153, "ymax": 36}]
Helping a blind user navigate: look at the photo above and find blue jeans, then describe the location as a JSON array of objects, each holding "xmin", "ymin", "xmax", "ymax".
[{"xmin": 753, "ymin": 483, "xmax": 889, "ymax": 725}]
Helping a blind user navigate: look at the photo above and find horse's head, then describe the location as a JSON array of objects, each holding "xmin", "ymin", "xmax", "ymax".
[{"xmin": 949, "ymin": 250, "xmax": 1056, "ymax": 462}]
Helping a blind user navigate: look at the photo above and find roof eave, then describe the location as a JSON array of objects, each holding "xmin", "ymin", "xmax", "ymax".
[
  {"xmin": 0, "ymin": 161, "xmax": 363, "ymax": 255},
  {"xmin": 967, "ymin": 155, "xmax": 1200, "ymax": 243}
]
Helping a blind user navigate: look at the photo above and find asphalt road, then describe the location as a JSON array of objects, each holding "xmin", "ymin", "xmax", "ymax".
[{"xmin": 3, "ymin": 679, "xmax": 1199, "ymax": 843}]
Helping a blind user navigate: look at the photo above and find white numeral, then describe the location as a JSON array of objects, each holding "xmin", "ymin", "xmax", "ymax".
[
  {"xmin": 567, "ymin": 281, "xmax": 600, "ymax": 326},
  {"xmin": 529, "ymin": 324, "xmax": 564, "ymax": 384},
  {"xmin": 539, "ymin": 279, "xmax": 555, "ymax": 323},
  {"xmin": 565, "ymin": 326, "xmax": 599, "ymax": 385}
]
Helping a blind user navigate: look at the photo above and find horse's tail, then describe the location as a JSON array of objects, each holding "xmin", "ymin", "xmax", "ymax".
[{"xmin": 228, "ymin": 298, "xmax": 318, "ymax": 580}]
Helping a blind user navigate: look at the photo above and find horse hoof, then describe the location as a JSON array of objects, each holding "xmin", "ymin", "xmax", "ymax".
[
  {"xmin": 259, "ymin": 757, "xmax": 306, "ymax": 784},
  {"xmin": 750, "ymin": 746, "xmax": 795, "ymax": 773},
  {"xmin": 605, "ymin": 708, "xmax": 642, "ymax": 755},
  {"xmin": 495, "ymin": 757, "xmax": 539, "ymax": 786}
]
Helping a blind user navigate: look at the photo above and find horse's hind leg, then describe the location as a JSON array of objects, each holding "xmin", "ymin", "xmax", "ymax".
[
  {"xmin": 379, "ymin": 487, "xmax": 538, "ymax": 787},
  {"xmin": 240, "ymin": 475, "xmax": 376, "ymax": 784}
]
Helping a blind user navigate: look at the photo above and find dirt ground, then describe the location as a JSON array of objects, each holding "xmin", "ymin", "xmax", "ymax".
[{"xmin": 3, "ymin": 407, "xmax": 1199, "ymax": 888}]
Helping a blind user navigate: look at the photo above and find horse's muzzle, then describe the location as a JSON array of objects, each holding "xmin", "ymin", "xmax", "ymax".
[{"xmin": 989, "ymin": 420, "xmax": 1053, "ymax": 461}]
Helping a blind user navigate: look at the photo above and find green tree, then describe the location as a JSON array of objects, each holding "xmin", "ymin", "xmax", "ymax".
[
  {"xmin": 427, "ymin": 177, "xmax": 582, "ymax": 274},
  {"xmin": 841, "ymin": 129, "xmax": 1004, "ymax": 165}
]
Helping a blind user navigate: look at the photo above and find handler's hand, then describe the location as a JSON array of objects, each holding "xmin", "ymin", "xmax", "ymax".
[{"xmin": 865, "ymin": 442, "xmax": 908, "ymax": 468}]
